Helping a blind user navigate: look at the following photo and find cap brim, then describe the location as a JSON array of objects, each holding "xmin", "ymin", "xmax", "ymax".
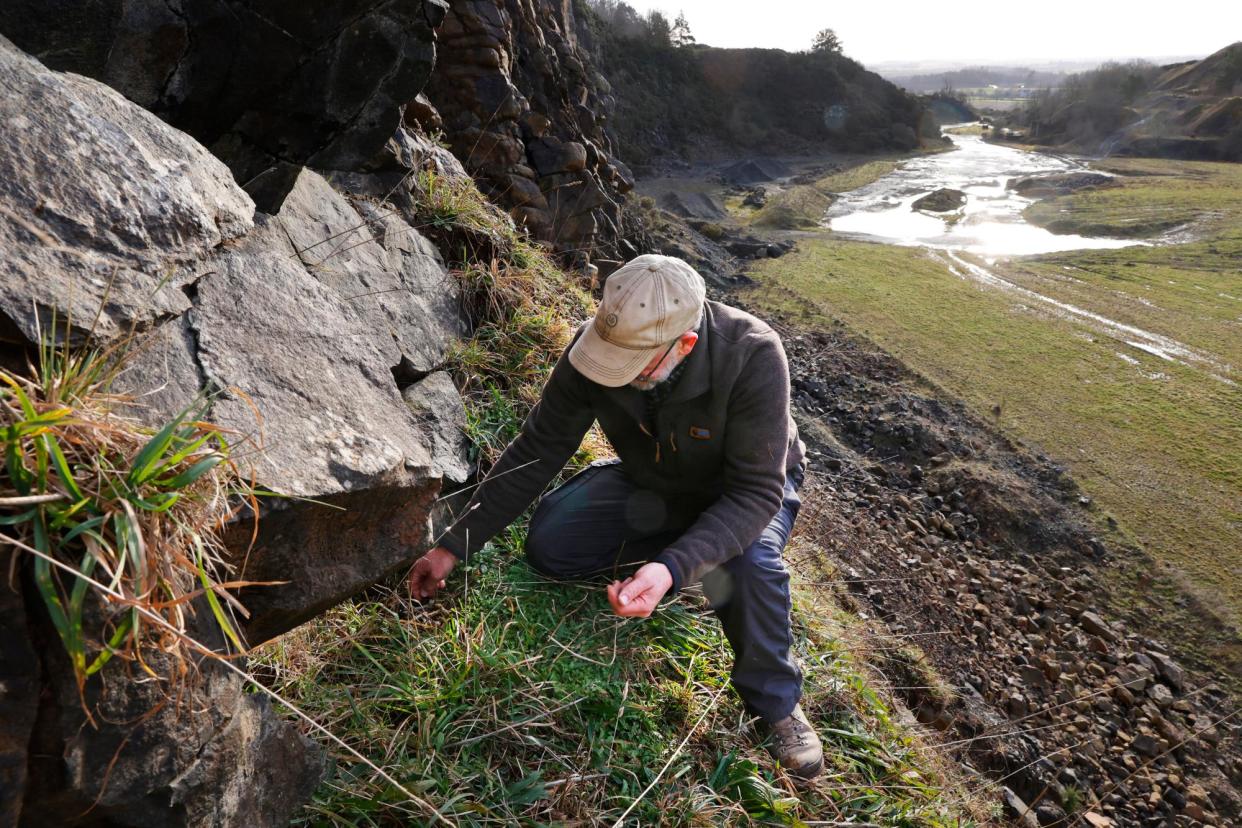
[{"xmin": 568, "ymin": 324, "xmax": 665, "ymax": 387}]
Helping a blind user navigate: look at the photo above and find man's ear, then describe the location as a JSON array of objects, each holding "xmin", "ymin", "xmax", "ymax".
[{"xmin": 678, "ymin": 331, "xmax": 699, "ymax": 356}]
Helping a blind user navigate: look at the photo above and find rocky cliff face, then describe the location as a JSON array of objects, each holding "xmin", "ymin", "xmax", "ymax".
[
  {"xmin": 410, "ymin": 1, "xmax": 932, "ymax": 268},
  {"xmin": 0, "ymin": 21, "xmax": 473, "ymax": 825},
  {"xmin": 417, "ymin": 0, "xmax": 635, "ymax": 265},
  {"xmin": 2, "ymin": 0, "xmax": 448, "ymax": 211}
]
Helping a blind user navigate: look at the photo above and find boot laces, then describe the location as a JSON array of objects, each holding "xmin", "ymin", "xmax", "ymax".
[{"xmin": 773, "ymin": 717, "xmax": 810, "ymax": 749}]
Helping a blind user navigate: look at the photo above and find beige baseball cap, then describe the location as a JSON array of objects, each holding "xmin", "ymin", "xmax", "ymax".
[{"xmin": 568, "ymin": 254, "xmax": 707, "ymax": 387}]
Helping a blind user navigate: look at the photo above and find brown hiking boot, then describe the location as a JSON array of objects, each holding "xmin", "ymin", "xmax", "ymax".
[{"xmin": 759, "ymin": 704, "xmax": 823, "ymax": 780}]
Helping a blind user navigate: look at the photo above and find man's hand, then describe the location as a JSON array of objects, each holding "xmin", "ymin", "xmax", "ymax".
[
  {"xmin": 408, "ymin": 546, "xmax": 458, "ymax": 600},
  {"xmin": 607, "ymin": 562, "xmax": 673, "ymax": 618}
]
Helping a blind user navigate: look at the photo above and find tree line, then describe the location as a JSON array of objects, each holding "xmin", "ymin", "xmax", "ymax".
[
  {"xmin": 579, "ymin": 1, "xmax": 842, "ymax": 55},
  {"xmin": 1018, "ymin": 60, "xmax": 1162, "ymax": 144}
]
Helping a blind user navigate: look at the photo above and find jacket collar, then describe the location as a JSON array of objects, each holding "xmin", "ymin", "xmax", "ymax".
[{"xmin": 663, "ymin": 302, "xmax": 712, "ymax": 405}]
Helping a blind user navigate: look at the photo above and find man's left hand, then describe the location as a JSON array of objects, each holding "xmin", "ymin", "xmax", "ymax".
[{"xmin": 607, "ymin": 562, "xmax": 673, "ymax": 618}]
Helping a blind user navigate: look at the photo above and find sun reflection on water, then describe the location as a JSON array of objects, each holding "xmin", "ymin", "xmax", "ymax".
[{"xmin": 826, "ymin": 130, "xmax": 1147, "ymax": 261}]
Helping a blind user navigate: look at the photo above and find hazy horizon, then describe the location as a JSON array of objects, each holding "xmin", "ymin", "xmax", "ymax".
[{"xmin": 614, "ymin": 0, "xmax": 1239, "ymax": 67}]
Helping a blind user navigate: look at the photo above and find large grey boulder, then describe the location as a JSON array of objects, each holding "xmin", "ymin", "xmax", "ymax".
[
  {"xmin": 121, "ymin": 170, "xmax": 468, "ymax": 643},
  {"xmin": 0, "ymin": 0, "xmax": 448, "ymax": 211},
  {"xmin": 0, "ymin": 31, "xmax": 471, "ymax": 825},
  {"xmin": 912, "ymin": 187, "xmax": 967, "ymax": 213},
  {"xmin": 123, "ymin": 199, "xmax": 466, "ymax": 642},
  {"xmin": 0, "ymin": 34, "xmax": 253, "ymax": 345}
]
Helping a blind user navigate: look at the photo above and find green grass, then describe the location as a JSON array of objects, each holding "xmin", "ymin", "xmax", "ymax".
[
  {"xmin": 744, "ymin": 158, "xmax": 1242, "ymax": 636},
  {"xmin": 1004, "ymin": 239, "xmax": 1242, "ymax": 382},
  {"xmin": 256, "ymin": 526, "xmax": 977, "ymax": 826},
  {"xmin": 1022, "ymin": 157, "xmax": 1242, "ymax": 238}
]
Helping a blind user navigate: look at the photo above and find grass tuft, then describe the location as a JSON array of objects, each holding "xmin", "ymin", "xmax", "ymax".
[{"xmin": 0, "ymin": 333, "xmax": 252, "ymax": 692}]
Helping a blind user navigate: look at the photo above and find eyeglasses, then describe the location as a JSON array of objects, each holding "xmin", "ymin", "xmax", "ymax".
[{"xmin": 631, "ymin": 338, "xmax": 681, "ymax": 385}]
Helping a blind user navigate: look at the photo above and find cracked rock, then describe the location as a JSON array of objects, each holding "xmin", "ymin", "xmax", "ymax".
[
  {"xmin": 0, "ymin": 0, "xmax": 447, "ymax": 210},
  {"xmin": 0, "ymin": 33, "xmax": 253, "ymax": 346}
]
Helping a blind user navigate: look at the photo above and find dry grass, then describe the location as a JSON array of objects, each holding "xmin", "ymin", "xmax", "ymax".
[{"xmin": 0, "ymin": 330, "xmax": 252, "ymax": 693}]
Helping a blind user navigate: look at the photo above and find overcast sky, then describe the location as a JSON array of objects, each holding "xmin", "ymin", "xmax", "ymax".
[{"xmin": 615, "ymin": 0, "xmax": 1240, "ymax": 67}]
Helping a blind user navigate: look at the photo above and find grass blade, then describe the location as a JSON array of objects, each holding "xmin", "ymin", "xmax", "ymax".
[
  {"xmin": 159, "ymin": 453, "xmax": 224, "ymax": 489},
  {"xmin": 42, "ymin": 433, "xmax": 84, "ymax": 501},
  {"xmin": 194, "ymin": 537, "xmax": 245, "ymax": 654},
  {"xmin": 127, "ymin": 409, "xmax": 192, "ymax": 487},
  {"xmin": 32, "ymin": 512, "xmax": 79, "ymax": 672},
  {"xmin": 0, "ymin": 373, "xmax": 37, "ymax": 419},
  {"xmin": 0, "ymin": 507, "xmax": 36, "ymax": 526},
  {"xmin": 85, "ymin": 610, "xmax": 134, "ymax": 676}
]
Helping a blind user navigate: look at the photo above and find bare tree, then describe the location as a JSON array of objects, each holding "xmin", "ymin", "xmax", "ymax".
[
  {"xmin": 671, "ymin": 11, "xmax": 695, "ymax": 47},
  {"xmin": 812, "ymin": 28, "xmax": 842, "ymax": 55}
]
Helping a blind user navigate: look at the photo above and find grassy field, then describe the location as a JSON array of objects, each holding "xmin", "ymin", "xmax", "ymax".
[
  {"xmin": 745, "ymin": 157, "xmax": 1242, "ymax": 636},
  {"xmin": 1023, "ymin": 157, "xmax": 1242, "ymax": 238}
]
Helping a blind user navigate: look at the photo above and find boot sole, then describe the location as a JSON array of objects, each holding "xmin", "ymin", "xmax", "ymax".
[{"xmin": 788, "ymin": 755, "xmax": 824, "ymax": 781}]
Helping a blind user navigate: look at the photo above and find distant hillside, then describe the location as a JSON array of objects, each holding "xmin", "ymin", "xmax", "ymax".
[
  {"xmin": 1016, "ymin": 42, "xmax": 1242, "ymax": 160},
  {"xmin": 577, "ymin": 1, "xmax": 932, "ymax": 165},
  {"xmin": 921, "ymin": 92, "xmax": 979, "ymax": 125},
  {"xmin": 888, "ymin": 65, "xmax": 1067, "ymax": 93}
]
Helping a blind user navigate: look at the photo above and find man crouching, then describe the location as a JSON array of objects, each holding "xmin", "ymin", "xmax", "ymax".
[{"xmin": 407, "ymin": 253, "xmax": 823, "ymax": 779}]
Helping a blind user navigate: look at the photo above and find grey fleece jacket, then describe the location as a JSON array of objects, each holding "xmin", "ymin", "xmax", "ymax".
[{"xmin": 439, "ymin": 300, "xmax": 805, "ymax": 592}]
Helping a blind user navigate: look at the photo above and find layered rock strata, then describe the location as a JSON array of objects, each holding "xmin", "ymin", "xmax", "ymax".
[{"xmin": 420, "ymin": 0, "xmax": 635, "ymax": 262}]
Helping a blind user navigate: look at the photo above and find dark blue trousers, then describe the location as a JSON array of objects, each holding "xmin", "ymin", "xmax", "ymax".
[{"xmin": 524, "ymin": 460, "xmax": 804, "ymax": 722}]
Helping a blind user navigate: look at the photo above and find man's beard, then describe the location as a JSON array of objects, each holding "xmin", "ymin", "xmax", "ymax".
[{"xmin": 629, "ymin": 353, "xmax": 686, "ymax": 392}]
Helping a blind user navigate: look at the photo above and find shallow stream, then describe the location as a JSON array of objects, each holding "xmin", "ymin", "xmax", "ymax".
[
  {"xmin": 822, "ymin": 128, "xmax": 1233, "ymax": 382},
  {"xmin": 825, "ymin": 128, "xmax": 1143, "ymax": 259}
]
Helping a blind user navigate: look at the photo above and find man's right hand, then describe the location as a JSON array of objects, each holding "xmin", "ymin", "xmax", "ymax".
[{"xmin": 408, "ymin": 546, "xmax": 459, "ymax": 600}]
